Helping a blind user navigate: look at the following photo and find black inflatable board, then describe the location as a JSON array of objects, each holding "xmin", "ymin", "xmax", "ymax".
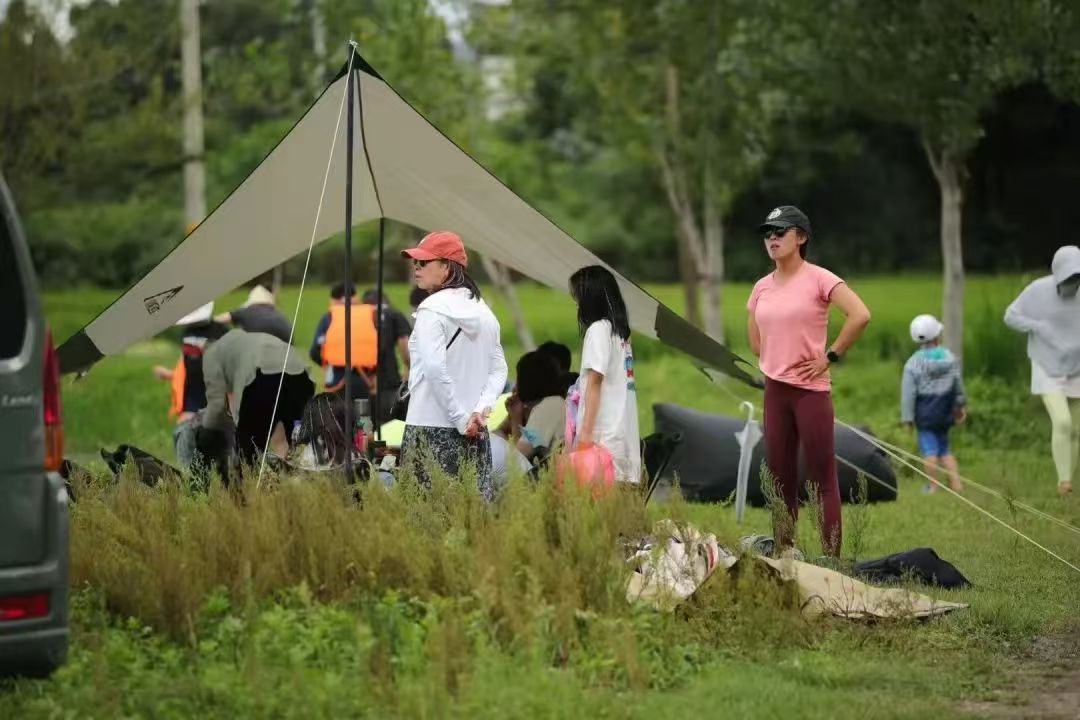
[{"xmin": 652, "ymin": 403, "xmax": 897, "ymax": 505}]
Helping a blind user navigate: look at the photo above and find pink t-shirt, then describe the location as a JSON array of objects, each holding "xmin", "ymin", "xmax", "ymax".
[{"xmin": 747, "ymin": 263, "xmax": 843, "ymax": 391}]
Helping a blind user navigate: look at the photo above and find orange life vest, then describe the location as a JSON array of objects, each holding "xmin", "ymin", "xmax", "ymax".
[
  {"xmin": 168, "ymin": 356, "xmax": 186, "ymax": 418},
  {"xmin": 322, "ymin": 302, "xmax": 378, "ymax": 370}
]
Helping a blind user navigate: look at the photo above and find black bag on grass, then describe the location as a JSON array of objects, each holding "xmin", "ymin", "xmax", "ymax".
[
  {"xmin": 854, "ymin": 547, "xmax": 971, "ymax": 589},
  {"xmin": 100, "ymin": 445, "xmax": 182, "ymax": 488}
]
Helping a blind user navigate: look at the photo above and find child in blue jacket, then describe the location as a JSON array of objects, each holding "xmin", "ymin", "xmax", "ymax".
[{"xmin": 901, "ymin": 314, "xmax": 967, "ymax": 493}]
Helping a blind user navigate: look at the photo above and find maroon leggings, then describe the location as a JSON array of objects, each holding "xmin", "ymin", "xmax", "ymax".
[{"xmin": 762, "ymin": 379, "xmax": 842, "ymax": 556}]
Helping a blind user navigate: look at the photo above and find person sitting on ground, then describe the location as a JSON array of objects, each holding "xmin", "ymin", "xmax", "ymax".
[
  {"xmin": 199, "ymin": 329, "xmax": 315, "ymax": 480},
  {"xmin": 536, "ymin": 340, "xmax": 577, "ymax": 394},
  {"xmin": 214, "ymin": 285, "xmax": 293, "ymax": 343},
  {"xmin": 309, "ymin": 282, "xmax": 377, "ymax": 403},
  {"xmin": 901, "ymin": 314, "xmax": 967, "ymax": 493},
  {"xmin": 361, "ymin": 288, "xmax": 412, "ymax": 426},
  {"xmin": 409, "ymin": 285, "xmax": 429, "ymax": 316},
  {"xmin": 506, "ymin": 350, "xmax": 568, "ymax": 468},
  {"xmin": 290, "ymin": 392, "xmax": 359, "ymax": 470},
  {"xmin": 1004, "ymin": 245, "xmax": 1080, "ymax": 496}
]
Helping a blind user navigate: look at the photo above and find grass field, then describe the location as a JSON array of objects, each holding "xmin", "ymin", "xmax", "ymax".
[{"xmin": 2, "ymin": 274, "xmax": 1078, "ymax": 718}]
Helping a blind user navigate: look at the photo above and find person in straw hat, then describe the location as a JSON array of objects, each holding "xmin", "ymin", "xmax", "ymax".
[{"xmin": 214, "ymin": 284, "xmax": 292, "ymax": 343}]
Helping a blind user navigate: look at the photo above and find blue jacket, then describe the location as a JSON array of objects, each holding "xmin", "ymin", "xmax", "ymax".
[{"xmin": 901, "ymin": 346, "xmax": 966, "ymax": 430}]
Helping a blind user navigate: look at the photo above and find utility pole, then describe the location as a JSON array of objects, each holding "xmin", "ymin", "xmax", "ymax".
[{"xmin": 180, "ymin": 0, "xmax": 206, "ymax": 233}]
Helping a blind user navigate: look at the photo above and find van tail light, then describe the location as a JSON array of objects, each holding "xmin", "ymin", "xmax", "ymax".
[
  {"xmin": 43, "ymin": 327, "xmax": 63, "ymax": 473},
  {"xmin": 0, "ymin": 592, "xmax": 50, "ymax": 622}
]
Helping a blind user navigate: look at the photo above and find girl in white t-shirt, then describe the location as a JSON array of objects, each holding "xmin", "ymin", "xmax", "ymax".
[{"xmin": 567, "ymin": 266, "xmax": 641, "ymax": 483}]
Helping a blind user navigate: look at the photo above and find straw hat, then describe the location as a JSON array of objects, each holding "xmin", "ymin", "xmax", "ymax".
[{"xmin": 244, "ymin": 285, "xmax": 274, "ymax": 307}]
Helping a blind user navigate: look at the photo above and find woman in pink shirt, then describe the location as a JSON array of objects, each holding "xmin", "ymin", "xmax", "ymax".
[{"xmin": 747, "ymin": 206, "xmax": 871, "ymax": 557}]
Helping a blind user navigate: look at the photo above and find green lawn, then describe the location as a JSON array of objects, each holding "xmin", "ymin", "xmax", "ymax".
[{"xmin": 2, "ymin": 275, "xmax": 1077, "ymax": 718}]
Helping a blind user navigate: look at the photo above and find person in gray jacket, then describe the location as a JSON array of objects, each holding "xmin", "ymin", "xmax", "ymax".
[
  {"xmin": 200, "ymin": 329, "xmax": 315, "ymax": 475},
  {"xmin": 1004, "ymin": 245, "xmax": 1080, "ymax": 496}
]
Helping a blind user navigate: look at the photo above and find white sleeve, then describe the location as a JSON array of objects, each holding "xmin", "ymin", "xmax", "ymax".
[
  {"xmin": 414, "ymin": 310, "xmax": 470, "ymax": 434},
  {"xmin": 474, "ymin": 329, "xmax": 508, "ymax": 416},
  {"xmin": 1004, "ymin": 291, "xmax": 1049, "ymax": 336},
  {"xmin": 580, "ymin": 322, "xmax": 612, "ymax": 376}
]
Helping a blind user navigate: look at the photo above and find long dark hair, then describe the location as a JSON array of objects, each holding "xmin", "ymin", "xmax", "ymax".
[
  {"xmin": 435, "ymin": 260, "xmax": 482, "ymax": 300},
  {"xmin": 298, "ymin": 392, "xmax": 351, "ymax": 466},
  {"xmin": 569, "ymin": 265, "xmax": 630, "ymax": 340}
]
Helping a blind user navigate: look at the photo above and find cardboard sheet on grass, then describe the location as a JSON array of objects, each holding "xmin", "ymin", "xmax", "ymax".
[{"xmin": 626, "ymin": 521, "xmax": 967, "ymax": 620}]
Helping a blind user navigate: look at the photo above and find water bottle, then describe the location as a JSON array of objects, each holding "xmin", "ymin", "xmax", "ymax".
[{"xmin": 353, "ymin": 398, "xmax": 371, "ymax": 454}]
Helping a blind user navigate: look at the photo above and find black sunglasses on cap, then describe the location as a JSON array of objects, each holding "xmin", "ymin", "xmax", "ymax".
[{"xmin": 763, "ymin": 226, "xmax": 792, "ymax": 240}]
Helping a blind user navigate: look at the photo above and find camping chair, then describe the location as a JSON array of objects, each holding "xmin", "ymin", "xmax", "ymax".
[{"xmin": 641, "ymin": 431, "xmax": 683, "ymax": 505}]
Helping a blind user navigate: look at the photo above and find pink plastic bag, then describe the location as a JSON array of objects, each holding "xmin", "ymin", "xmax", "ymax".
[{"xmin": 556, "ymin": 444, "xmax": 616, "ymax": 495}]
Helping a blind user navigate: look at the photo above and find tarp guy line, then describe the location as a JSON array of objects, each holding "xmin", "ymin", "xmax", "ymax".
[
  {"xmin": 848, "ymin": 429, "xmax": 1080, "ymax": 537},
  {"xmin": 712, "ymin": 378, "xmax": 1080, "ymax": 577},
  {"xmin": 255, "ymin": 47, "xmax": 356, "ymax": 490},
  {"xmin": 842, "ymin": 422, "xmax": 1080, "ymax": 576}
]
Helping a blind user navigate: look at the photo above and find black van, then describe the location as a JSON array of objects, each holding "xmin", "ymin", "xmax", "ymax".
[{"xmin": 0, "ymin": 169, "xmax": 69, "ymax": 676}]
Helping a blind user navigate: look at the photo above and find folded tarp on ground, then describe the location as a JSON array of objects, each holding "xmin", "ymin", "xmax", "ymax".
[
  {"xmin": 652, "ymin": 403, "xmax": 898, "ymax": 505},
  {"xmin": 626, "ymin": 521, "xmax": 967, "ymax": 619}
]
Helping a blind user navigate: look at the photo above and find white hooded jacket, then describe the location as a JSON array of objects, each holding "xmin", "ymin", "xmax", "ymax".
[
  {"xmin": 1004, "ymin": 245, "xmax": 1080, "ymax": 378},
  {"xmin": 405, "ymin": 287, "xmax": 507, "ymax": 433}
]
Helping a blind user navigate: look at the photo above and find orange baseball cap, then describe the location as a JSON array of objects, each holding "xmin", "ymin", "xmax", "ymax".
[{"xmin": 401, "ymin": 230, "xmax": 468, "ymax": 267}]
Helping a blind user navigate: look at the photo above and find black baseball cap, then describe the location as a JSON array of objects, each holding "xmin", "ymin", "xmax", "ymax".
[{"xmin": 758, "ymin": 205, "xmax": 812, "ymax": 237}]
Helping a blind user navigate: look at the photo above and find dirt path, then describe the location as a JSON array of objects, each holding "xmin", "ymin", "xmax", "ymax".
[{"xmin": 963, "ymin": 632, "xmax": 1080, "ymax": 719}]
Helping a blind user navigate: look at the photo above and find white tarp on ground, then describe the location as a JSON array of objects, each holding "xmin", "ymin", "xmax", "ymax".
[{"xmin": 58, "ymin": 50, "xmax": 756, "ymax": 389}]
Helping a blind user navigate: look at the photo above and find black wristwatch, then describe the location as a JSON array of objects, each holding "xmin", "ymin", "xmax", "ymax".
[{"xmin": 826, "ymin": 349, "xmax": 841, "ymax": 364}]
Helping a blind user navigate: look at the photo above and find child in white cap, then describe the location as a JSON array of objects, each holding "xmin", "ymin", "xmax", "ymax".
[{"xmin": 901, "ymin": 314, "xmax": 967, "ymax": 492}]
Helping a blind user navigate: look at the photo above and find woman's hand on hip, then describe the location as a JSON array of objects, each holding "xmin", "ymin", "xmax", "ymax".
[{"xmin": 794, "ymin": 354, "xmax": 830, "ymax": 382}]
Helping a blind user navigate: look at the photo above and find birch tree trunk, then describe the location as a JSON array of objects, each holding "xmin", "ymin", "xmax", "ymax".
[
  {"xmin": 480, "ymin": 255, "xmax": 535, "ymax": 350},
  {"xmin": 701, "ymin": 161, "xmax": 724, "ymax": 342},
  {"xmin": 924, "ymin": 140, "xmax": 966, "ymax": 365}
]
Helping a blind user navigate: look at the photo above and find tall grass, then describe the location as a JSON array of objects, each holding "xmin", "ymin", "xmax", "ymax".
[{"xmin": 69, "ymin": 464, "xmax": 655, "ymax": 642}]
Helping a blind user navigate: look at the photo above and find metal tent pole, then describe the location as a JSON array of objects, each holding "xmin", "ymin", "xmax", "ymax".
[
  {"xmin": 375, "ymin": 216, "xmax": 385, "ymax": 442},
  {"xmin": 343, "ymin": 45, "xmax": 356, "ymax": 483}
]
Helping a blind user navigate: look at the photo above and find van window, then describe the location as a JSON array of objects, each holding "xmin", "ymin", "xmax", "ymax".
[{"xmin": 0, "ymin": 210, "xmax": 28, "ymax": 360}]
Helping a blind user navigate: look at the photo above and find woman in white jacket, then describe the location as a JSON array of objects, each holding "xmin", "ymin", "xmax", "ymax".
[
  {"xmin": 1004, "ymin": 245, "xmax": 1080, "ymax": 496},
  {"xmin": 400, "ymin": 231, "xmax": 507, "ymax": 500}
]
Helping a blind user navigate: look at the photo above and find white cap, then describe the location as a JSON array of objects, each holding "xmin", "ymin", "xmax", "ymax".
[{"xmin": 910, "ymin": 314, "xmax": 943, "ymax": 343}]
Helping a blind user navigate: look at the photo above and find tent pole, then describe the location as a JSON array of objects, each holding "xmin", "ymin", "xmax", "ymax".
[
  {"xmin": 343, "ymin": 49, "xmax": 355, "ymax": 483},
  {"xmin": 375, "ymin": 216, "xmax": 385, "ymax": 442}
]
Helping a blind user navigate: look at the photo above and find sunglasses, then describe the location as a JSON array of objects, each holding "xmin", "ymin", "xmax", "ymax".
[
  {"xmin": 764, "ymin": 226, "xmax": 791, "ymax": 240},
  {"xmin": 412, "ymin": 259, "xmax": 432, "ymax": 269}
]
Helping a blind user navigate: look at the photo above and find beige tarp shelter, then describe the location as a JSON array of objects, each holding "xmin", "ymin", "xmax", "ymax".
[{"xmin": 58, "ymin": 49, "xmax": 755, "ymax": 389}]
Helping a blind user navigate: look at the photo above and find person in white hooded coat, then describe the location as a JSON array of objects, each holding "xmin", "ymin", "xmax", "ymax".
[
  {"xmin": 400, "ymin": 231, "xmax": 507, "ymax": 501},
  {"xmin": 1004, "ymin": 245, "xmax": 1080, "ymax": 495}
]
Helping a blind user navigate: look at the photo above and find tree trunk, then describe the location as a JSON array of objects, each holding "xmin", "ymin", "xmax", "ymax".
[
  {"xmin": 658, "ymin": 63, "xmax": 704, "ymax": 327},
  {"xmin": 309, "ymin": 0, "xmax": 327, "ymax": 97},
  {"xmin": 924, "ymin": 140, "xmax": 966, "ymax": 364},
  {"xmin": 480, "ymin": 255, "xmax": 535, "ymax": 350},
  {"xmin": 180, "ymin": 0, "xmax": 206, "ymax": 232},
  {"xmin": 701, "ymin": 161, "xmax": 724, "ymax": 342},
  {"xmin": 676, "ymin": 226, "xmax": 702, "ymax": 327}
]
